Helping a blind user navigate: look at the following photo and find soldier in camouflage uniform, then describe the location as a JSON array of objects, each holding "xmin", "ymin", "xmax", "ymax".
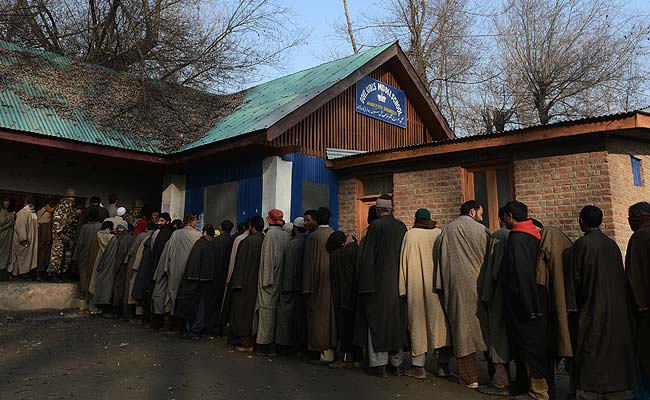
[
  {"xmin": 124, "ymin": 200, "xmax": 144, "ymax": 229},
  {"xmin": 48, "ymin": 189, "xmax": 78, "ymax": 280}
]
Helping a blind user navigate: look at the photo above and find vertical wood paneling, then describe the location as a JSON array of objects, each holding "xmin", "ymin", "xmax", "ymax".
[{"xmin": 271, "ymin": 65, "xmax": 433, "ymax": 157}]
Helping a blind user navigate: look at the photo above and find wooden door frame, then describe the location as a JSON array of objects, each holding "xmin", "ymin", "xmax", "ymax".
[
  {"xmin": 355, "ymin": 174, "xmax": 393, "ymax": 236},
  {"xmin": 461, "ymin": 159, "xmax": 514, "ymax": 231}
]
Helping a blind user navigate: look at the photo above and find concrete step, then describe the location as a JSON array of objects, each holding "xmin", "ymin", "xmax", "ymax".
[{"xmin": 0, "ymin": 282, "xmax": 85, "ymax": 311}]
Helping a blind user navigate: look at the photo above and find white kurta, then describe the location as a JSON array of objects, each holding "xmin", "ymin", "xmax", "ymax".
[{"xmin": 399, "ymin": 227, "xmax": 450, "ymax": 356}]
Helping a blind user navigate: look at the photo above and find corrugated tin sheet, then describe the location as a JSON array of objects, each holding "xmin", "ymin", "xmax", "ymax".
[
  {"xmin": 0, "ymin": 90, "xmax": 162, "ymax": 153},
  {"xmin": 0, "ymin": 39, "xmax": 396, "ymax": 155},
  {"xmin": 283, "ymin": 153, "xmax": 339, "ymax": 229},
  {"xmin": 177, "ymin": 42, "xmax": 396, "ymax": 152},
  {"xmin": 326, "ymin": 148, "xmax": 367, "ymax": 160},
  {"xmin": 0, "ymin": 40, "xmax": 71, "ymax": 68}
]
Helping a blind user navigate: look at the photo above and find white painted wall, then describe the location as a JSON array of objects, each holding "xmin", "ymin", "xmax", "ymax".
[
  {"xmin": 262, "ymin": 156, "xmax": 292, "ymax": 222},
  {"xmin": 0, "ymin": 147, "xmax": 162, "ymax": 207},
  {"xmin": 161, "ymin": 174, "xmax": 187, "ymax": 220}
]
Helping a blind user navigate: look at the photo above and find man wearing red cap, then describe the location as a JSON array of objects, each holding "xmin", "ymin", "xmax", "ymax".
[{"xmin": 255, "ymin": 209, "xmax": 291, "ymax": 355}]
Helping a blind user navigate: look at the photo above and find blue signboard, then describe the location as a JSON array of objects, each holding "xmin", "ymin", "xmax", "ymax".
[{"xmin": 355, "ymin": 76, "xmax": 407, "ymax": 128}]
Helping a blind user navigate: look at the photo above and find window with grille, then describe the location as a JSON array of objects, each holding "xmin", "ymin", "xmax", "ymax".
[{"xmin": 361, "ymin": 176, "xmax": 393, "ymax": 197}]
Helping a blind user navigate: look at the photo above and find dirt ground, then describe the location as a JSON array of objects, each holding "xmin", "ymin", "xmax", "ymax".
[{"xmin": 0, "ymin": 311, "xmax": 569, "ymax": 400}]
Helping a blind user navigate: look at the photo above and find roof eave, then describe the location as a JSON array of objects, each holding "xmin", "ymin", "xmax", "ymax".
[
  {"xmin": 328, "ymin": 111, "xmax": 650, "ymax": 170},
  {"xmin": 169, "ymin": 130, "xmax": 267, "ymax": 164},
  {"xmin": 392, "ymin": 45, "xmax": 454, "ymax": 140},
  {"xmin": 0, "ymin": 128, "xmax": 170, "ymax": 165},
  {"xmin": 264, "ymin": 44, "xmax": 399, "ymax": 141},
  {"xmin": 265, "ymin": 42, "xmax": 453, "ymax": 142}
]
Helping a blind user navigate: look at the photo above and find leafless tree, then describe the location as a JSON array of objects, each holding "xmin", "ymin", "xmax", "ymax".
[
  {"xmin": 0, "ymin": 0, "xmax": 307, "ymax": 91},
  {"xmin": 336, "ymin": 0, "xmax": 482, "ymax": 131},
  {"xmin": 463, "ymin": 65, "xmax": 517, "ymax": 134},
  {"xmin": 342, "ymin": 0, "xmax": 358, "ymax": 54},
  {"xmin": 495, "ymin": 0, "xmax": 649, "ymax": 125}
]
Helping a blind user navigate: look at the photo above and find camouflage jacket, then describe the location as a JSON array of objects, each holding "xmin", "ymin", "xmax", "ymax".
[
  {"xmin": 124, "ymin": 208, "xmax": 141, "ymax": 228},
  {"xmin": 52, "ymin": 198, "xmax": 77, "ymax": 239}
]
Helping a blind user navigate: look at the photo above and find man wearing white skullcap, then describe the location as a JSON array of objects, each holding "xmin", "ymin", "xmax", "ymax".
[{"xmin": 103, "ymin": 207, "xmax": 126, "ymax": 232}]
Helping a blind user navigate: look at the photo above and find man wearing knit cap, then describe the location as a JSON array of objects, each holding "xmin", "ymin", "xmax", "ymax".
[
  {"xmin": 355, "ymin": 195, "xmax": 407, "ymax": 377},
  {"xmin": 48, "ymin": 188, "xmax": 78, "ymax": 281},
  {"xmin": 255, "ymin": 209, "xmax": 291, "ymax": 355},
  {"xmin": 400, "ymin": 208, "xmax": 450, "ymax": 379},
  {"xmin": 276, "ymin": 217, "xmax": 308, "ymax": 350}
]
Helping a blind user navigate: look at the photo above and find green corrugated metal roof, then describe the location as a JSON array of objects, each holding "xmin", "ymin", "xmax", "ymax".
[
  {"xmin": 0, "ymin": 40, "xmax": 395, "ymax": 155},
  {"xmin": 179, "ymin": 42, "xmax": 395, "ymax": 152},
  {"xmin": 0, "ymin": 40, "xmax": 165, "ymax": 153},
  {"xmin": 0, "ymin": 89, "xmax": 163, "ymax": 153}
]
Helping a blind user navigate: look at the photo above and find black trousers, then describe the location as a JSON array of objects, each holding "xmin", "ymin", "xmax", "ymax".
[{"xmin": 336, "ymin": 307, "xmax": 357, "ymax": 355}]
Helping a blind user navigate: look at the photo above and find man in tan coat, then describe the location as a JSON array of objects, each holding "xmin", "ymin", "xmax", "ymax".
[
  {"xmin": 434, "ymin": 200, "xmax": 491, "ymax": 388},
  {"xmin": 10, "ymin": 196, "xmax": 38, "ymax": 277},
  {"xmin": 399, "ymin": 208, "xmax": 450, "ymax": 379}
]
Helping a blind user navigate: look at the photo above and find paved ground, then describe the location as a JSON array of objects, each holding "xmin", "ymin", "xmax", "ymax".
[{"xmin": 0, "ymin": 311, "xmax": 569, "ymax": 400}]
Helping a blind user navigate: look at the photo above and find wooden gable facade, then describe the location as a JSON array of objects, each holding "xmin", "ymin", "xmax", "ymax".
[{"xmin": 267, "ymin": 45, "xmax": 452, "ymax": 158}]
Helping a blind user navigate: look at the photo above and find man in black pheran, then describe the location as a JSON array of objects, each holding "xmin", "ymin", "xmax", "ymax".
[
  {"xmin": 355, "ymin": 196, "xmax": 407, "ymax": 377},
  {"xmin": 625, "ymin": 201, "xmax": 650, "ymax": 396},
  {"xmin": 567, "ymin": 206, "xmax": 635, "ymax": 400},
  {"xmin": 501, "ymin": 201, "xmax": 550, "ymax": 400}
]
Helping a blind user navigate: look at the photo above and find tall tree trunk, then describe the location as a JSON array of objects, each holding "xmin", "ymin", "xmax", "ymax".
[{"xmin": 342, "ymin": 0, "xmax": 358, "ymax": 54}]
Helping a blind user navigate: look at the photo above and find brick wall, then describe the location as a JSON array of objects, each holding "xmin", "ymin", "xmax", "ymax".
[
  {"xmin": 337, "ymin": 168, "xmax": 463, "ymax": 236},
  {"xmin": 514, "ymin": 151, "xmax": 613, "ymax": 243},
  {"xmin": 606, "ymin": 138, "xmax": 650, "ymax": 251},
  {"xmin": 336, "ymin": 141, "xmax": 649, "ymax": 252},
  {"xmin": 393, "ymin": 167, "xmax": 463, "ymax": 229},
  {"xmin": 338, "ymin": 178, "xmax": 358, "ymax": 236}
]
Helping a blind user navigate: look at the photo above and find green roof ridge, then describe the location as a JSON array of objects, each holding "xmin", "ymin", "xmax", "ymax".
[{"xmin": 244, "ymin": 42, "xmax": 396, "ymax": 92}]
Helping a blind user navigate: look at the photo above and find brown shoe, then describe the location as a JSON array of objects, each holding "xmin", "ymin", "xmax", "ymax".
[
  {"xmin": 404, "ymin": 366, "xmax": 427, "ymax": 379},
  {"xmin": 236, "ymin": 346, "xmax": 254, "ymax": 352}
]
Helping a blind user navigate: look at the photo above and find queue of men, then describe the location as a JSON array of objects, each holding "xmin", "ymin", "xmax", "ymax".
[
  {"xmin": 0, "ymin": 190, "xmax": 151, "ymax": 283},
  {"xmin": 1, "ymin": 190, "xmax": 649, "ymax": 400}
]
